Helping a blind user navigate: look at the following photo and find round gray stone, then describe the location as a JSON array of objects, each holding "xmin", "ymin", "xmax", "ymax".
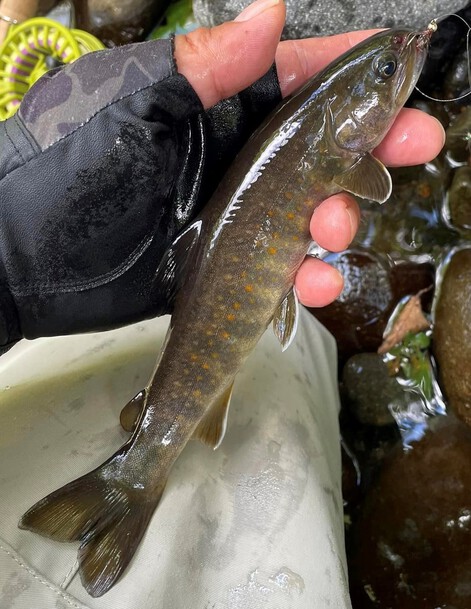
[{"xmin": 193, "ymin": 0, "xmax": 467, "ymax": 39}]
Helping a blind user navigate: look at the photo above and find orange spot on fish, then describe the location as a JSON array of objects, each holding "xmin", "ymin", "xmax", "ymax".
[
  {"xmin": 190, "ymin": 354, "xmax": 198, "ymax": 361},
  {"xmin": 240, "ymin": 271, "xmax": 247, "ymax": 279},
  {"xmin": 244, "ymin": 284, "xmax": 253, "ymax": 292},
  {"xmin": 233, "ymin": 302, "xmax": 241, "ymax": 310},
  {"xmin": 267, "ymin": 247, "xmax": 277, "ymax": 255},
  {"xmin": 202, "ymin": 363, "xmax": 210, "ymax": 370},
  {"xmin": 226, "ymin": 313, "xmax": 236, "ymax": 321},
  {"xmin": 285, "ymin": 192, "xmax": 293, "ymax": 200},
  {"xmin": 273, "ymin": 232, "xmax": 280, "ymax": 240},
  {"xmin": 193, "ymin": 389, "xmax": 202, "ymax": 397},
  {"xmin": 286, "ymin": 212, "xmax": 295, "ymax": 220},
  {"xmin": 267, "ymin": 210, "xmax": 274, "ymax": 217},
  {"xmin": 292, "ymin": 235, "xmax": 300, "ymax": 241},
  {"xmin": 222, "ymin": 331, "xmax": 231, "ymax": 340}
]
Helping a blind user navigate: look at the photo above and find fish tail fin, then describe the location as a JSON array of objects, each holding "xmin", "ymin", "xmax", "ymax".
[{"xmin": 19, "ymin": 457, "xmax": 165, "ymax": 597}]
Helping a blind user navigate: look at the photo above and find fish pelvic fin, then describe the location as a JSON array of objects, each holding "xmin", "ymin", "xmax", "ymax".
[
  {"xmin": 19, "ymin": 459, "xmax": 165, "ymax": 597},
  {"xmin": 273, "ymin": 287, "xmax": 299, "ymax": 352},
  {"xmin": 120, "ymin": 389, "xmax": 146, "ymax": 432}
]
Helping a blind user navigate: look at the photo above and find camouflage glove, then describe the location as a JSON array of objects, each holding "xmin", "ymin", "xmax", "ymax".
[{"xmin": 0, "ymin": 38, "xmax": 281, "ymax": 352}]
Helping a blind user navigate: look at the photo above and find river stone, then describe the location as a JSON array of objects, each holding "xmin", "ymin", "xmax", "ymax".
[
  {"xmin": 447, "ymin": 166, "xmax": 471, "ymax": 231},
  {"xmin": 342, "ymin": 353, "xmax": 399, "ymax": 426},
  {"xmin": 433, "ymin": 248, "xmax": 471, "ymax": 427},
  {"xmin": 193, "ymin": 0, "xmax": 467, "ymax": 39},
  {"xmin": 310, "ymin": 250, "xmax": 434, "ymax": 363},
  {"xmin": 348, "ymin": 414, "xmax": 471, "ymax": 609}
]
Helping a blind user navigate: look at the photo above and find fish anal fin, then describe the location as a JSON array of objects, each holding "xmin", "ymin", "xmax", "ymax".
[
  {"xmin": 193, "ymin": 383, "xmax": 234, "ymax": 450},
  {"xmin": 19, "ymin": 455, "xmax": 166, "ymax": 597},
  {"xmin": 120, "ymin": 390, "xmax": 146, "ymax": 432},
  {"xmin": 334, "ymin": 153, "xmax": 392, "ymax": 204},
  {"xmin": 273, "ymin": 287, "xmax": 299, "ymax": 352}
]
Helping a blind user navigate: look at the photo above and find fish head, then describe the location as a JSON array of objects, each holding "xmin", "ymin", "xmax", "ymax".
[{"xmin": 330, "ymin": 27, "xmax": 433, "ymax": 152}]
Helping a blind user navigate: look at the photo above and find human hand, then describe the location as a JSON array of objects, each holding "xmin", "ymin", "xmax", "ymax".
[{"xmin": 175, "ymin": 0, "xmax": 445, "ymax": 307}]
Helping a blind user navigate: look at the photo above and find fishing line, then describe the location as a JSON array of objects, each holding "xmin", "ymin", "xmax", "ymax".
[{"xmin": 414, "ymin": 12, "xmax": 471, "ymax": 103}]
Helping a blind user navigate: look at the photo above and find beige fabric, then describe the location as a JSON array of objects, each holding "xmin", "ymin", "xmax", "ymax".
[{"xmin": 0, "ymin": 308, "xmax": 352, "ymax": 608}]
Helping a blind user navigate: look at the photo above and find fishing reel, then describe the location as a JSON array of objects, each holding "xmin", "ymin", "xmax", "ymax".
[{"xmin": 0, "ymin": 17, "xmax": 104, "ymax": 120}]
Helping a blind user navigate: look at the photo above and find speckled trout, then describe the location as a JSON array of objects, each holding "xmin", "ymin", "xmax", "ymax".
[{"xmin": 20, "ymin": 27, "xmax": 432, "ymax": 596}]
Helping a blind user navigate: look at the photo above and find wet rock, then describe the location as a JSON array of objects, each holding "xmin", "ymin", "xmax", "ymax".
[
  {"xmin": 38, "ymin": 0, "xmax": 60, "ymax": 14},
  {"xmin": 193, "ymin": 0, "xmax": 465, "ymax": 39},
  {"xmin": 446, "ymin": 106, "xmax": 471, "ymax": 165},
  {"xmin": 342, "ymin": 354, "xmax": 399, "ymax": 426},
  {"xmin": 447, "ymin": 166, "xmax": 471, "ymax": 231},
  {"xmin": 76, "ymin": 0, "xmax": 169, "ymax": 46},
  {"xmin": 310, "ymin": 251, "xmax": 434, "ymax": 362},
  {"xmin": 348, "ymin": 415, "xmax": 471, "ymax": 609},
  {"xmin": 433, "ymin": 248, "xmax": 471, "ymax": 427},
  {"xmin": 443, "ymin": 45, "xmax": 471, "ymax": 101}
]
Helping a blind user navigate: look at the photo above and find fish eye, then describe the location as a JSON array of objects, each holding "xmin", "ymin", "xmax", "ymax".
[{"xmin": 373, "ymin": 54, "xmax": 398, "ymax": 80}]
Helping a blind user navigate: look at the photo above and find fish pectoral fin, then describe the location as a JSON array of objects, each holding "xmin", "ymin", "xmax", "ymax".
[
  {"xmin": 19, "ymin": 451, "xmax": 166, "ymax": 597},
  {"xmin": 193, "ymin": 383, "xmax": 234, "ymax": 450},
  {"xmin": 273, "ymin": 287, "xmax": 299, "ymax": 352},
  {"xmin": 334, "ymin": 153, "xmax": 392, "ymax": 204},
  {"xmin": 120, "ymin": 389, "xmax": 146, "ymax": 432},
  {"xmin": 152, "ymin": 219, "xmax": 203, "ymax": 311}
]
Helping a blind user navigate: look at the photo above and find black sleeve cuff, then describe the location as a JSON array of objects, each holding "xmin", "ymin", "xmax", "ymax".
[
  {"xmin": 0, "ymin": 281, "xmax": 22, "ymax": 348},
  {"xmin": 198, "ymin": 64, "xmax": 282, "ymax": 205}
]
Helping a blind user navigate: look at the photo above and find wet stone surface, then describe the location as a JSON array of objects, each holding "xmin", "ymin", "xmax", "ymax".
[
  {"xmin": 84, "ymin": 0, "xmax": 171, "ymax": 45},
  {"xmin": 448, "ymin": 166, "xmax": 471, "ymax": 231},
  {"xmin": 341, "ymin": 353, "xmax": 399, "ymax": 427},
  {"xmin": 433, "ymin": 248, "xmax": 471, "ymax": 428},
  {"xmin": 311, "ymin": 251, "xmax": 435, "ymax": 363},
  {"xmin": 348, "ymin": 414, "xmax": 471, "ymax": 609},
  {"xmin": 39, "ymin": 0, "xmax": 170, "ymax": 45}
]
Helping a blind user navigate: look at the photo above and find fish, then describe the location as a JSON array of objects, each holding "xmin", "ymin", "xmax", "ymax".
[{"xmin": 19, "ymin": 26, "xmax": 432, "ymax": 597}]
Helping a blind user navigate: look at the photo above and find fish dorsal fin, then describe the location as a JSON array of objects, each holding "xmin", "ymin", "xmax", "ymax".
[
  {"xmin": 193, "ymin": 383, "xmax": 234, "ymax": 450},
  {"xmin": 273, "ymin": 287, "xmax": 299, "ymax": 352},
  {"xmin": 334, "ymin": 153, "xmax": 392, "ymax": 204},
  {"xmin": 152, "ymin": 220, "xmax": 203, "ymax": 310}
]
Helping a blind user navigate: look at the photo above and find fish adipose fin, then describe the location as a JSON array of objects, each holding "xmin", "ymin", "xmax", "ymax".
[
  {"xmin": 19, "ymin": 454, "xmax": 165, "ymax": 597},
  {"xmin": 273, "ymin": 287, "xmax": 299, "ymax": 351},
  {"xmin": 152, "ymin": 219, "xmax": 203, "ymax": 309},
  {"xmin": 193, "ymin": 383, "xmax": 234, "ymax": 449},
  {"xmin": 120, "ymin": 389, "xmax": 146, "ymax": 432},
  {"xmin": 334, "ymin": 153, "xmax": 392, "ymax": 204}
]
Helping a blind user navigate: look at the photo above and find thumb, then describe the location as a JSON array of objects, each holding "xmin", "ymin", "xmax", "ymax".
[{"xmin": 174, "ymin": 0, "xmax": 286, "ymax": 109}]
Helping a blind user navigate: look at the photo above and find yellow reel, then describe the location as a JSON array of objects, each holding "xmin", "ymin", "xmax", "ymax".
[{"xmin": 0, "ymin": 17, "xmax": 104, "ymax": 120}]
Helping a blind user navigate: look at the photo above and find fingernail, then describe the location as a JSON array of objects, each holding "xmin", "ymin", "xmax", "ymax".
[
  {"xmin": 235, "ymin": 0, "xmax": 281, "ymax": 22},
  {"xmin": 434, "ymin": 116, "xmax": 446, "ymax": 147}
]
